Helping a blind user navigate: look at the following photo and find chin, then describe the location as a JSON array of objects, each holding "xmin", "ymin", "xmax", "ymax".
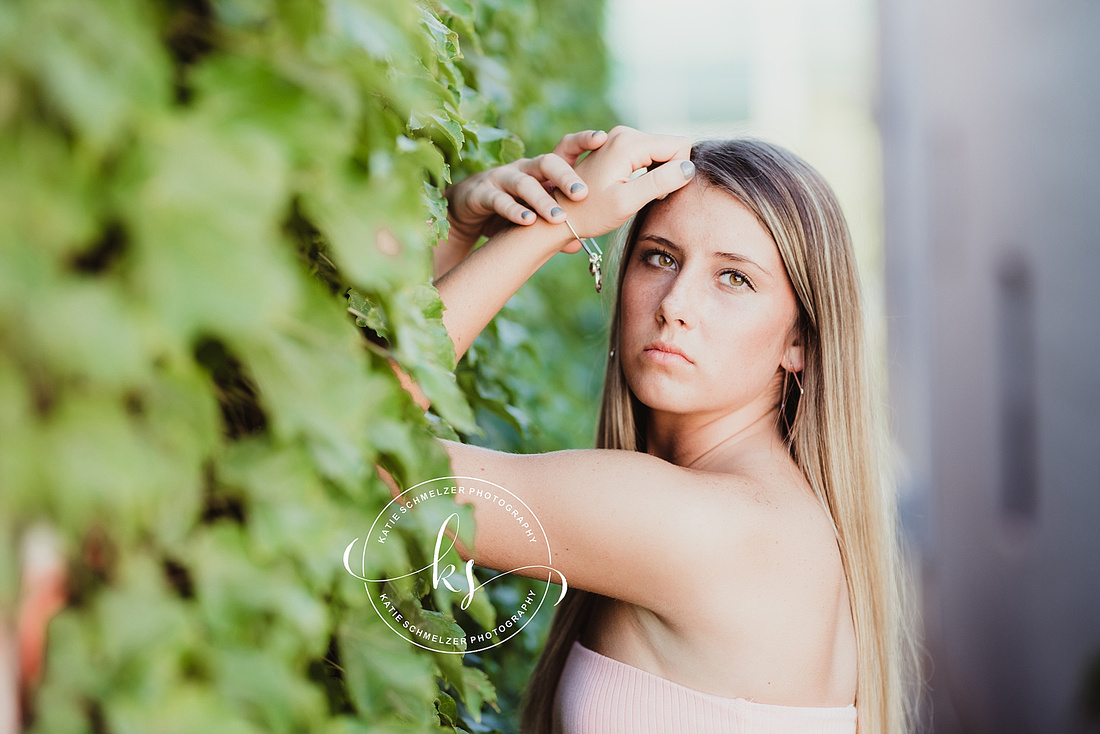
[{"xmin": 625, "ymin": 377, "xmax": 699, "ymax": 415}]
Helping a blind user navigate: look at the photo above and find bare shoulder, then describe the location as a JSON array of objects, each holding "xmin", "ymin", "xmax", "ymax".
[
  {"xmin": 681, "ymin": 458, "xmax": 850, "ymax": 629},
  {"xmin": 579, "ymin": 464, "xmax": 857, "ymax": 705},
  {"xmin": 677, "ymin": 466, "xmax": 856, "ymax": 705},
  {"xmin": 728, "ymin": 465, "xmax": 847, "ymax": 593}
]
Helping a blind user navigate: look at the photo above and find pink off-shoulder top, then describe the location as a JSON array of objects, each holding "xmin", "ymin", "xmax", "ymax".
[{"xmin": 552, "ymin": 641, "xmax": 857, "ymax": 734}]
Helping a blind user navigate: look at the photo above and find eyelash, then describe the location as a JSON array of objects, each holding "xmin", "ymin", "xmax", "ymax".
[{"xmin": 639, "ymin": 248, "xmax": 755, "ymax": 291}]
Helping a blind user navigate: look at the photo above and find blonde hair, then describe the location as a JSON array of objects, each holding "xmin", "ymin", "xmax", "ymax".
[{"xmin": 520, "ymin": 139, "xmax": 919, "ymax": 733}]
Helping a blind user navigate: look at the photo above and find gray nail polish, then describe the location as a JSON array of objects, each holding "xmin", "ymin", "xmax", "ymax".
[
  {"xmin": 681, "ymin": 161, "xmax": 695, "ymax": 179},
  {"xmin": 570, "ymin": 182, "xmax": 585, "ymax": 193},
  {"xmin": 550, "ymin": 206, "xmax": 564, "ymax": 217},
  {"xmin": 521, "ymin": 210, "xmax": 534, "ymax": 220},
  {"xmin": 591, "ymin": 130, "xmax": 604, "ymax": 137}
]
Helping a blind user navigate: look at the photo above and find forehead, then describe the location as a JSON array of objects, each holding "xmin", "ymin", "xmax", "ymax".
[{"xmin": 638, "ymin": 180, "xmax": 781, "ymax": 273}]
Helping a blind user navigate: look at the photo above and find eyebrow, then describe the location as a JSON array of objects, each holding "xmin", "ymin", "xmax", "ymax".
[{"xmin": 637, "ymin": 235, "xmax": 772, "ymax": 278}]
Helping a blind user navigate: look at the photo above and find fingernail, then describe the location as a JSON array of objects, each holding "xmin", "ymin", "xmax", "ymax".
[
  {"xmin": 681, "ymin": 161, "xmax": 695, "ymax": 179},
  {"xmin": 550, "ymin": 206, "xmax": 564, "ymax": 217},
  {"xmin": 591, "ymin": 130, "xmax": 604, "ymax": 137},
  {"xmin": 570, "ymin": 182, "xmax": 585, "ymax": 193},
  {"xmin": 521, "ymin": 210, "xmax": 534, "ymax": 220}
]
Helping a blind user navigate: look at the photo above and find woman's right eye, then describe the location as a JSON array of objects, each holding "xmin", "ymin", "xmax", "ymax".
[{"xmin": 644, "ymin": 250, "xmax": 676, "ymax": 269}]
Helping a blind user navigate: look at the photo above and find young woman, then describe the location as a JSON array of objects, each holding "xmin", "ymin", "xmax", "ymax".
[{"xmin": 407, "ymin": 126, "xmax": 916, "ymax": 733}]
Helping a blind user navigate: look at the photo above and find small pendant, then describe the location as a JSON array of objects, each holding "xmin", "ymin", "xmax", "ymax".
[{"xmin": 588, "ymin": 252, "xmax": 603, "ymax": 293}]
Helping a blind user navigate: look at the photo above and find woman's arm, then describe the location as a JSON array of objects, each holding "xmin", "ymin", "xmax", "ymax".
[
  {"xmin": 438, "ymin": 440, "xmax": 764, "ymax": 617},
  {"xmin": 434, "ymin": 217, "xmax": 575, "ymax": 363},
  {"xmin": 435, "ymin": 126, "xmax": 698, "ymax": 362}
]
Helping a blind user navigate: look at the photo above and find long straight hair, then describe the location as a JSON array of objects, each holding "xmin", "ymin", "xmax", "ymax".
[{"xmin": 520, "ymin": 139, "xmax": 919, "ymax": 733}]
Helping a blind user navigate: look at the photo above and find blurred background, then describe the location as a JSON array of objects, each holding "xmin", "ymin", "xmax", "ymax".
[{"xmin": 600, "ymin": 0, "xmax": 1100, "ymax": 731}]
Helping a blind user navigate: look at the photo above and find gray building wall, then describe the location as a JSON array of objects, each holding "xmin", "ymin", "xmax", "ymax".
[{"xmin": 879, "ymin": 0, "xmax": 1100, "ymax": 732}]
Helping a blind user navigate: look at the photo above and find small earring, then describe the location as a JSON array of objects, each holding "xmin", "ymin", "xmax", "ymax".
[
  {"xmin": 780, "ymin": 368, "xmax": 789, "ymax": 411},
  {"xmin": 609, "ymin": 349, "xmax": 615, "ymax": 358}
]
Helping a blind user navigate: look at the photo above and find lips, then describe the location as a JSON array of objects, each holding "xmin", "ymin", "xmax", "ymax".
[{"xmin": 642, "ymin": 340, "xmax": 693, "ymax": 365}]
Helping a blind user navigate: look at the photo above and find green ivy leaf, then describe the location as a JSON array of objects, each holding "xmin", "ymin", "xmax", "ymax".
[
  {"xmin": 420, "ymin": 5, "xmax": 463, "ymax": 63},
  {"xmin": 338, "ymin": 606, "xmax": 439, "ymax": 723},
  {"xmin": 436, "ymin": 690, "xmax": 460, "ymax": 727},
  {"xmin": 387, "ymin": 284, "xmax": 478, "ymax": 434},
  {"xmin": 460, "ymin": 665, "xmax": 498, "ymax": 723},
  {"xmin": 18, "ymin": 0, "xmax": 171, "ymax": 153},
  {"xmin": 127, "ymin": 116, "xmax": 303, "ymax": 342},
  {"xmin": 347, "ymin": 288, "xmax": 390, "ymax": 338}
]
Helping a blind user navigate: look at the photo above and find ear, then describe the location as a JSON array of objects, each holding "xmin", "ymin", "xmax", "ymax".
[{"xmin": 784, "ymin": 333, "xmax": 804, "ymax": 373}]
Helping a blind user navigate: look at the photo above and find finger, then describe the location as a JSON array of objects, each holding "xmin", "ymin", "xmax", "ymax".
[
  {"xmin": 498, "ymin": 168, "xmax": 568, "ymax": 223},
  {"xmin": 560, "ymin": 239, "xmax": 583, "ymax": 255},
  {"xmin": 607, "ymin": 127, "xmax": 692, "ymax": 171},
  {"xmin": 520, "ymin": 154, "xmax": 589, "ymax": 202},
  {"xmin": 551, "ymin": 129, "xmax": 609, "ymax": 167},
  {"xmin": 621, "ymin": 158, "xmax": 696, "ymax": 212},
  {"xmin": 483, "ymin": 188, "xmax": 536, "ymax": 225}
]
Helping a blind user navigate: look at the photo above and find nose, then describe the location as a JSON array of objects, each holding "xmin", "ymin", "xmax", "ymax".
[{"xmin": 655, "ymin": 270, "xmax": 697, "ymax": 329}]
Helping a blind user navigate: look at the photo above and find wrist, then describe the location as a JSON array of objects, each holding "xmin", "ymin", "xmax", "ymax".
[
  {"xmin": 549, "ymin": 186, "xmax": 600, "ymax": 240},
  {"xmin": 525, "ymin": 211, "xmax": 583, "ymax": 254}
]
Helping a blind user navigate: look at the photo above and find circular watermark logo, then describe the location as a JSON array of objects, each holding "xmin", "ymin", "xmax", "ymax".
[{"xmin": 343, "ymin": 475, "xmax": 567, "ymax": 654}]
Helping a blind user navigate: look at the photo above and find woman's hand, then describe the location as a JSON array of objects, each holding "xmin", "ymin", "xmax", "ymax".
[
  {"xmin": 438, "ymin": 130, "xmax": 609, "ymax": 269},
  {"xmin": 549, "ymin": 126, "xmax": 696, "ymax": 240}
]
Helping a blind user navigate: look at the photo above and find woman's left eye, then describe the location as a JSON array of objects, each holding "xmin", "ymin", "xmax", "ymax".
[{"xmin": 720, "ymin": 270, "xmax": 753, "ymax": 289}]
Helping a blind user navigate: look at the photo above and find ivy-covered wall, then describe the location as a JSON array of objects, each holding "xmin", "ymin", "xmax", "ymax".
[{"xmin": 0, "ymin": 0, "xmax": 612, "ymax": 731}]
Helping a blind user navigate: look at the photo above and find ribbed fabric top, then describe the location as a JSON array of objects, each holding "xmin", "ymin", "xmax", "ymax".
[{"xmin": 553, "ymin": 641, "xmax": 857, "ymax": 734}]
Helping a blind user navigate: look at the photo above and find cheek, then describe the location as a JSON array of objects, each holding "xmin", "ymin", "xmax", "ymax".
[
  {"xmin": 619, "ymin": 272, "xmax": 654, "ymax": 338},
  {"xmin": 696, "ymin": 296, "xmax": 791, "ymax": 375}
]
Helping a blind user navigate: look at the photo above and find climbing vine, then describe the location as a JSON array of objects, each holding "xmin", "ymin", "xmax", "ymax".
[{"xmin": 0, "ymin": 0, "xmax": 611, "ymax": 731}]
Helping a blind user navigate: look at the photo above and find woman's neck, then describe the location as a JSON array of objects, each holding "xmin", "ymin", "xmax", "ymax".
[{"xmin": 644, "ymin": 400, "xmax": 787, "ymax": 473}]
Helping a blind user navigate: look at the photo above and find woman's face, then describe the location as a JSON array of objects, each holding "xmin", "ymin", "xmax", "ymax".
[{"xmin": 620, "ymin": 179, "xmax": 802, "ymax": 421}]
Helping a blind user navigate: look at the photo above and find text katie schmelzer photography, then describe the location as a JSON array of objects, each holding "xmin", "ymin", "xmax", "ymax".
[
  {"xmin": 343, "ymin": 476, "xmax": 568, "ymax": 654},
  {"xmin": 374, "ymin": 482, "xmax": 543, "ymax": 544}
]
